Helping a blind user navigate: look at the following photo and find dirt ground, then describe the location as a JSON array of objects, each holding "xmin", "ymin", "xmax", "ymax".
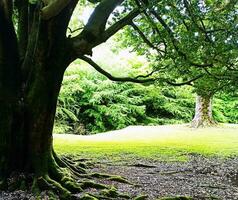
[
  {"xmin": 1, "ymin": 155, "xmax": 238, "ymax": 200},
  {"xmin": 90, "ymin": 155, "xmax": 238, "ymax": 200}
]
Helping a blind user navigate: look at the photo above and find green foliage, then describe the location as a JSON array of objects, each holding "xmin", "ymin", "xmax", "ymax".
[
  {"xmin": 54, "ymin": 63, "xmax": 237, "ymax": 135},
  {"xmin": 213, "ymin": 92, "xmax": 238, "ymax": 123},
  {"xmin": 55, "ymin": 65, "xmax": 148, "ymax": 134},
  {"xmin": 115, "ymin": 0, "xmax": 238, "ymax": 95},
  {"xmin": 142, "ymin": 86, "xmax": 195, "ymax": 124},
  {"xmin": 54, "ymin": 64, "xmax": 196, "ymax": 134}
]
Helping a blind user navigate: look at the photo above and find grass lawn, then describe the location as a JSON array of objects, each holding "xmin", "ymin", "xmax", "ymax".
[{"xmin": 54, "ymin": 124, "xmax": 238, "ymax": 161}]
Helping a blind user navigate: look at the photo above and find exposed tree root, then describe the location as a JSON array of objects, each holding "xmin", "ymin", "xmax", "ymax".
[
  {"xmin": 1, "ymin": 154, "xmax": 133, "ymax": 199},
  {"xmin": 79, "ymin": 172, "xmax": 133, "ymax": 184},
  {"xmin": 133, "ymin": 195, "xmax": 148, "ymax": 200},
  {"xmin": 130, "ymin": 163, "xmax": 157, "ymax": 168}
]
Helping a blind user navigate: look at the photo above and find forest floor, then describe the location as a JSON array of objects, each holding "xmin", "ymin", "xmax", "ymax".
[
  {"xmin": 87, "ymin": 154, "xmax": 238, "ymax": 200},
  {"xmin": 1, "ymin": 124, "xmax": 238, "ymax": 199}
]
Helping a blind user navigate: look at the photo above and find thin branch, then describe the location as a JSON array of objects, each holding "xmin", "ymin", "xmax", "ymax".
[
  {"xmin": 67, "ymin": 27, "xmax": 84, "ymax": 34},
  {"xmin": 134, "ymin": 70, "xmax": 158, "ymax": 79},
  {"xmin": 150, "ymin": 10, "xmax": 213, "ymax": 68},
  {"xmin": 166, "ymin": 75, "xmax": 203, "ymax": 86},
  {"xmin": 130, "ymin": 22, "xmax": 165, "ymax": 55}
]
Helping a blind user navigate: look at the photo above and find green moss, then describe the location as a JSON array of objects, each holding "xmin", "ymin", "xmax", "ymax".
[
  {"xmin": 100, "ymin": 187, "xmax": 130, "ymax": 199},
  {"xmin": 108, "ymin": 176, "xmax": 132, "ymax": 184},
  {"xmin": 80, "ymin": 181, "xmax": 108, "ymax": 189},
  {"xmin": 0, "ymin": 179, "xmax": 7, "ymax": 190},
  {"xmin": 62, "ymin": 180, "xmax": 82, "ymax": 193},
  {"xmin": 19, "ymin": 180, "xmax": 27, "ymax": 190},
  {"xmin": 100, "ymin": 187, "xmax": 118, "ymax": 198},
  {"xmin": 80, "ymin": 194, "xmax": 99, "ymax": 200}
]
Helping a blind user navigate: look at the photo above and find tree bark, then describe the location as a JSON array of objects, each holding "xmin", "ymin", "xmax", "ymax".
[
  {"xmin": 0, "ymin": 0, "xmax": 21, "ymax": 182},
  {"xmin": 0, "ymin": 0, "xmax": 80, "ymax": 196},
  {"xmin": 191, "ymin": 94, "xmax": 217, "ymax": 128}
]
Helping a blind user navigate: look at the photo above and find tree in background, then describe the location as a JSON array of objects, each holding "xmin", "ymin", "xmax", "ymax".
[{"xmin": 114, "ymin": 0, "xmax": 238, "ymax": 127}]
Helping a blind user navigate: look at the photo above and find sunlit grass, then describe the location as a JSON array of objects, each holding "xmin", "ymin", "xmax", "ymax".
[{"xmin": 53, "ymin": 124, "xmax": 238, "ymax": 161}]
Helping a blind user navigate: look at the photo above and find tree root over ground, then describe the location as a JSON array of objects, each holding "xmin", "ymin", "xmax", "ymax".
[{"xmin": 0, "ymin": 154, "xmax": 138, "ymax": 200}]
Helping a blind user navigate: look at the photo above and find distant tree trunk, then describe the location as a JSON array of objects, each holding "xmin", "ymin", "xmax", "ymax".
[{"xmin": 191, "ymin": 94, "xmax": 216, "ymax": 128}]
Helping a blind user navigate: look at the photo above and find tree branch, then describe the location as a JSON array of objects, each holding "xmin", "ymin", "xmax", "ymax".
[
  {"xmin": 81, "ymin": 0, "xmax": 124, "ymax": 40},
  {"xmin": 70, "ymin": 0, "xmax": 125, "ymax": 57},
  {"xmin": 100, "ymin": 8, "xmax": 141, "ymax": 43},
  {"xmin": 80, "ymin": 55, "xmax": 155, "ymax": 83},
  {"xmin": 79, "ymin": 55, "xmax": 202, "ymax": 86},
  {"xmin": 150, "ymin": 10, "xmax": 213, "ymax": 68}
]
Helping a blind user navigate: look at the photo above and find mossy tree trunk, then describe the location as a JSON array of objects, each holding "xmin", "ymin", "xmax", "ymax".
[
  {"xmin": 0, "ymin": 1, "xmax": 76, "ymax": 193},
  {"xmin": 191, "ymin": 93, "xmax": 216, "ymax": 128},
  {"xmin": 0, "ymin": 0, "xmax": 138, "ymax": 198}
]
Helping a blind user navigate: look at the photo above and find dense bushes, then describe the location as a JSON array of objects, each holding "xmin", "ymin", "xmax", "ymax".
[
  {"xmin": 54, "ymin": 66, "xmax": 148, "ymax": 134},
  {"xmin": 213, "ymin": 92, "xmax": 238, "ymax": 123},
  {"xmin": 54, "ymin": 64, "xmax": 194, "ymax": 134},
  {"xmin": 54, "ymin": 64, "xmax": 238, "ymax": 134}
]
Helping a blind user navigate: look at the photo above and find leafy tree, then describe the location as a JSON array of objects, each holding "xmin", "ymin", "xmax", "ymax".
[
  {"xmin": 213, "ymin": 91, "xmax": 238, "ymax": 123},
  {"xmin": 114, "ymin": 0, "xmax": 238, "ymax": 127}
]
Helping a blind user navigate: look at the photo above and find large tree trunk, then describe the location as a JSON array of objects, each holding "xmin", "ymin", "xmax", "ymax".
[
  {"xmin": 0, "ymin": 0, "xmax": 132, "ymax": 198},
  {"xmin": 191, "ymin": 94, "xmax": 217, "ymax": 128},
  {"xmin": 0, "ymin": 1, "xmax": 82, "ymax": 197}
]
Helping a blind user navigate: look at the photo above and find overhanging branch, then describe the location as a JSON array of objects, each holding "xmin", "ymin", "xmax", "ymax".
[
  {"xmin": 70, "ymin": 0, "xmax": 126, "ymax": 57},
  {"xmin": 80, "ymin": 55, "xmax": 155, "ymax": 83},
  {"xmin": 79, "ymin": 55, "xmax": 202, "ymax": 86},
  {"xmin": 81, "ymin": 0, "xmax": 124, "ymax": 39}
]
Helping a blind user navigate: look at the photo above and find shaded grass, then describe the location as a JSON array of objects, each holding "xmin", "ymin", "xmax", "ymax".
[{"xmin": 53, "ymin": 124, "xmax": 238, "ymax": 161}]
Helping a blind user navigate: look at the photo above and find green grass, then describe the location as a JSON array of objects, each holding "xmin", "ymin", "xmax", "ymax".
[{"xmin": 53, "ymin": 124, "xmax": 238, "ymax": 161}]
